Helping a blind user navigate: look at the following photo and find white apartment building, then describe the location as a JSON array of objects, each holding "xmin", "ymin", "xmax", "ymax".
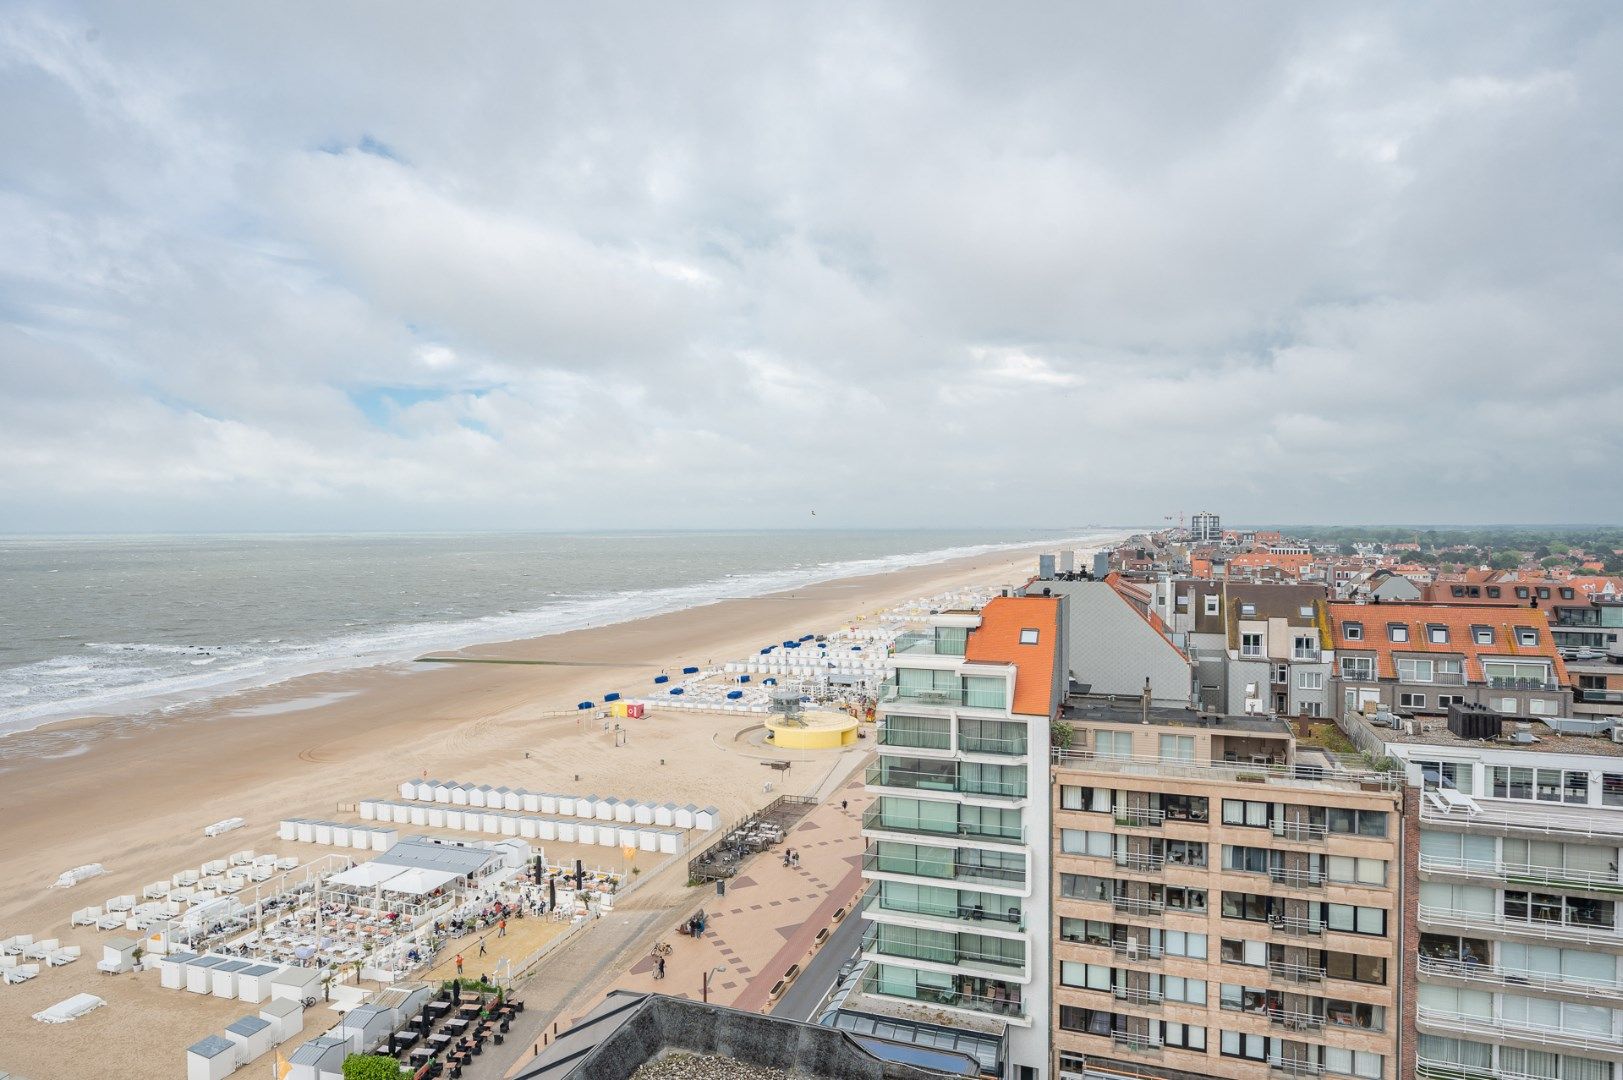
[{"xmin": 857, "ymin": 593, "xmax": 1065, "ymax": 1080}]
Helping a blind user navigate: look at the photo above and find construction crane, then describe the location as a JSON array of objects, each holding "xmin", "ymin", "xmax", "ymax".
[{"xmin": 1163, "ymin": 512, "xmax": 1185, "ymax": 529}]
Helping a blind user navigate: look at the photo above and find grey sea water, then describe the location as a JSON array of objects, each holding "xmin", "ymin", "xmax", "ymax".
[{"xmin": 0, "ymin": 528, "xmax": 1104, "ymax": 736}]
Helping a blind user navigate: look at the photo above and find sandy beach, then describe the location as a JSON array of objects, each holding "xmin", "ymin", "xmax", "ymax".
[{"xmin": 0, "ymin": 540, "xmax": 1094, "ymax": 1080}]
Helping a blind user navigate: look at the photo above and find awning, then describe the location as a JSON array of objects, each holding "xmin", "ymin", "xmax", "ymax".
[
  {"xmin": 329, "ymin": 862, "xmax": 408, "ymax": 889},
  {"xmin": 381, "ymin": 868, "xmax": 460, "ymax": 895}
]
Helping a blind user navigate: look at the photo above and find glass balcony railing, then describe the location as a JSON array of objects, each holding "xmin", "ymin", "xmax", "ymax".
[
  {"xmin": 861, "ymin": 926, "xmax": 1026, "ymax": 971},
  {"xmin": 860, "ymin": 889, "xmax": 1024, "ymax": 929},
  {"xmin": 880, "ymin": 680, "xmax": 1008, "ymax": 710},
  {"xmin": 875, "ymin": 725, "xmax": 952, "ymax": 751},
  {"xmin": 865, "ymin": 762, "xmax": 1028, "ymax": 799},
  {"xmin": 859, "ymin": 967, "xmax": 1026, "ymax": 1019},
  {"xmin": 960, "ymin": 732, "xmax": 1029, "ymax": 755},
  {"xmin": 892, "ymin": 632, "xmax": 967, "ymax": 657},
  {"xmin": 862, "ymin": 805, "xmax": 1025, "ymax": 844},
  {"xmin": 863, "ymin": 850, "xmax": 1027, "ymax": 888}
]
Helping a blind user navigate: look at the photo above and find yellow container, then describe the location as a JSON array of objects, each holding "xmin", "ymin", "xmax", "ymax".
[{"xmin": 609, "ymin": 701, "xmax": 628, "ymax": 717}]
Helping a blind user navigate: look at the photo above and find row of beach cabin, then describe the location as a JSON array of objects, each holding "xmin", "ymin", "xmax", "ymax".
[
  {"xmin": 185, "ymin": 990, "xmax": 306, "ymax": 1080},
  {"xmin": 392, "ymin": 779, "xmax": 719, "ymax": 830},
  {"xmin": 360, "ymin": 801, "xmax": 688, "ymax": 852},
  {"xmin": 278, "ymin": 820, "xmax": 397, "ymax": 851}
]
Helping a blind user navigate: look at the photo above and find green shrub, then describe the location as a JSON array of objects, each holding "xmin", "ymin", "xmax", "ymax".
[{"xmin": 343, "ymin": 1054, "xmax": 405, "ymax": 1080}]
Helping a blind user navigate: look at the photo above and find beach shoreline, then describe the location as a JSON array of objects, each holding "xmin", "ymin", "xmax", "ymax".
[{"xmin": 0, "ymin": 536, "xmax": 1121, "ymax": 1080}]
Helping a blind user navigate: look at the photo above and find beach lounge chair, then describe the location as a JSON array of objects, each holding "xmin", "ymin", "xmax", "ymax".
[
  {"xmin": 2, "ymin": 935, "xmax": 31, "ymax": 955},
  {"xmin": 71, "ymin": 907, "xmax": 101, "ymax": 927},
  {"xmin": 96, "ymin": 913, "xmax": 124, "ymax": 930},
  {"xmin": 23, "ymin": 939, "xmax": 57, "ymax": 960},
  {"xmin": 3, "ymin": 963, "xmax": 40, "ymax": 985},
  {"xmin": 48, "ymin": 945, "xmax": 81, "ymax": 966}
]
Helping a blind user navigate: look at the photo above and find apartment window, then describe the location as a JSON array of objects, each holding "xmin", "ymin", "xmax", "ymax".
[
  {"xmin": 1061, "ymin": 829, "xmax": 1112, "ymax": 857},
  {"xmin": 1162, "ymin": 1022, "xmax": 1206, "ymax": 1050},
  {"xmin": 1205, "ymin": 595, "xmax": 1220, "ymax": 616},
  {"xmin": 1339, "ymin": 656, "xmax": 1374, "ymax": 681},
  {"xmin": 1323, "ymin": 1048, "xmax": 1384, "ymax": 1079},
  {"xmin": 1220, "ymin": 938, "xmax": 1267, "ymax": 967},
  {"xmin": 1414, "ymin": 759, "xmax": 1463, "ymax": 792},
  {"xmin": 1472, "ymin": 625, "xmax": 1493, "ymax": 645},
  {"xmin": 1561, "ymin": 588, "xmax": 1576, "ymax": 600},
  {"xmin": 1095, "ymin": 730, "xmax": 1134, "ymax": 760},
  {"xmin": 1241, "ymin": 632, "xmax": 1263, "ymax": 657},
  {"xmin": 1428, "ymin": 624, "xmax": 1449, "ymax": 643},
  {"xmin": 1018, "ymin": 628, "xmax": 1039, "ymax": 645},
  {"xmin": 1484, "ymin": 660, "xmax": 1552, "ymax": 685},
  {"xmin": 1293, "ymin": 635, "xmax": 1318, "ymax": 659},
  {"xmin": 1159, "ymin": 735, "xmax": 1194, "ymax": 763},
  {"xmin": 1298, "ymin": 671, "xmax": 1324, "ymax": 690},
  {"xmin": 1222, "ymin": 800, "xmax": 1269, "ymax": 828},
  {"xmin": 1490, "ymin": 766, "xmax": 1589, "ymax": 804},
  {"xmin": 1162, "ymin": 976, "xmax": 1207, "ymax": 1006},
  {"xmin": 1604, "ymin": 774, "xmax": 1623, "ymax": 807},
  {"xmin": 1516, "ymin": 627, "xmax": 1540, "ymax": 647},
  {"xmin": 1437, "ymin": 695, "xmax": 1464, "ymax": 708},
  {"xmin": 1398, "ymin": 692, "xmax": 1426, "ymax": 709},
  {"xmin": 1059, "ymin": 874, "xmax": 1111, "ymax": 902},
  {"xmin": 1323, "ymin": 903, "xmax": 1387, "ymax": 936},
  {"xmin": 1327, "ymin": 808, "xmax": 1388, "ymax": 837},
  {"xmin": 1436, "ymin": 657, "xmax": 1462, "ymax": 680},
  {"xmin": 1305, "ymin": 701, "xmax": 1323, "ymax": 717},
  {"xmin": 1060, "ymin": 785, "xmax": 1111, "ymax": 813},
  {"xmin": 1221, "ymin": 892, "xmax": 1273, "ymax": 922},
  {"xmin": 1516, "ymin": 587, "xmax": 1530, "ymax": 599},
  {"xmin": 1388, "ymin": 623, "xmax": 1409, "ymax": 642},
  {"xmin": 1328, "ymin": 856, "xmax": 1388, "ymax": 886},
  {"xmin": 1326, "ymin": 951, "xmax": 1386, "ymax": 985},
  {"xmin": 1528, "ymin": 698, "xmax": 1559, "ymax": 716},
  {"xmin": 1343, "ymin": 622, "xmax": 1364, "ymax": 641},
  {"xmin": 1059, "ymin": 961, "xmax": 1111, "ymax": 990},
  {"xmin": 1300, "ymin": 606, "xmax": 1314, "ymax": 618},
  {"xmin": 1220, "ymin": 1030, "xmax": 1269, "ymax": 1061},
  {"xmin": 1240, "ymin": 603, "xmax": 1257, "ymax": 617},
  {"xmin": 1396, "ymin": 658, "xmax": 1435, "ymax": 683},
  {"xmin": 1222, "ymin": 846, "xmax": 1270, "ymax": 874},
  {"xmin": 1487, "ymin": 586, "xmax": 1501, "ymax": 598},
  {"xmin": 1491, "ymin": 696, "xmax": 1520, "ymax": 713},
  {"xmin": 1165, "ymin": 930, "xmax": 1207, "ymax": 959},
  {"xmin": 1538, "ymin": 588, "xmax": 1551, "ymax": 599}
]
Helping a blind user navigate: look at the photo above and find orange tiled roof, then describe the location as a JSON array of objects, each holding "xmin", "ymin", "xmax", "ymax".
[
  {"xmin": 1324, "ymin": 603, "xmax": 1569, "ymax": 684},
  {"xmin": 964, "ymin": 595, "xmax": 1063, "ymax": 718}
]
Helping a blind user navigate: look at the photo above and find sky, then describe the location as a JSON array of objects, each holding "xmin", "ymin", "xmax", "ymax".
[{"xmin": 2, "ymin": 3, "xmax": 1621, "ymax": 533}]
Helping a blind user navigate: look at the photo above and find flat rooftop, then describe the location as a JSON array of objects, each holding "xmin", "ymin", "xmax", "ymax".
[
  {"xmin": 1063, "ymin": 696, "xmax": 1292, "ymax": 737},
  {"xmin": 1367, "ymin": 716, "xmax": 1623, "ymax": 757}
]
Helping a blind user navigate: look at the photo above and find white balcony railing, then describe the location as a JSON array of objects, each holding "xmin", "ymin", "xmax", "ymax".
[
  {"xmin": 1417, "ymin": 1007, "xmax": 1623, "ymax": 1053},
  {"xmin": 1420, "ymin": 800, "xmax": 1623, "ymax": 840},
  {"xmin": 1417, "ymin": 955, "xmax": 1623, "ymax": 1001},
  {"xmin": 1419, "ymin": 853, "xmax": 1623, "ymax": 892},
  {"xmin": 1052, "ymin": 748, "xmax": 1400, "ymax": 793},
  {"xmin": 1418, "ymin": 905, "xmax": 1621, "ymax": 946}
]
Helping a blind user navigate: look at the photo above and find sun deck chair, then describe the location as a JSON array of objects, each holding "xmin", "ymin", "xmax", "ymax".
[
  {"xmin": 2, "ymin": 935, "xmax": 32, "ymax": 955},
  {"xmin": 47, "ymin": 945, "xmax": 80, "ymax": 966},
  {"xmin": 22, "ymin": 939, "xmax": 56, "ymax": 961},
  {"xmin": 3, "ymin": 963, "xmax": 40, "ymax": 984},
  {"xmin": 70, "ymin": 907, "xmax": 102, "ymax": 927},
  {"xmin": 95, "ymin": 913, "xmax": 124, "ymax": 930}
]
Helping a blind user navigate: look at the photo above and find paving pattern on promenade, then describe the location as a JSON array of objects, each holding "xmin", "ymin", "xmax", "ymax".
[{"xmin": 492, "ymin": 764, "xmax": 875, "ymax": 1079}]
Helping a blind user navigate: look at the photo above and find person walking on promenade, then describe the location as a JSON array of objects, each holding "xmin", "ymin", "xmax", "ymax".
[
  {"xmin": 455, "ymin": 954, "xmax": 464, "ymax": 976},
  {"xmin": 478, "ymin": 938, "xmax": 488, "ymax": 958},
  {"xmin": 498, "ymin": 918, "xmax": 507, "ymax": 938}
]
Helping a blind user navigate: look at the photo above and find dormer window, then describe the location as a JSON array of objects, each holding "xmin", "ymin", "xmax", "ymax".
[
  {"xmin": 1561, "ymin": 588, "xmax": 1575, "ymax": 600},
  {"xmin": 1427, "ymin": 625, "xmax": 1448, "ymax": 644},
  {"xmin": 1472, "ymin": 626, "xmax": 1494, "ymax": 646},
  {"xmin": 1516, "ymin": 587, "xmax": 1529, "ymax": 599},
  {"xmin": 1205, "ymin": 596, "xmax": 1219, "ymax": 616},
  {"xmin": 1300, "ymin": 606, "xmax": 1314, "ymax": 618},
  {"xmin": 1019, "ymin": 628, "xmax": 1040, "ymax": 645},
  {"xmin": 1516, "ymin": 627, "xmax": 1539, "ymax": 648},
  {"xmin": 1486, "ymin": 586, "xmax": 1501, "ymax": 598},
  {"xmin": 1240, "ymin": 603, "xmax": 1257, "ymax": 617},
  {"xmin": 1389, "ymin": 624, "xmax": 1409, "ymax": 643},
  {"xmin": 1538, "ymin": 588, "xmax": 1551, "ymax": 600},
  {"xmin": 1344, "ymin": 622, "xmax": 1364, "ymax": 641},
  {"xmin": 1451, "ymin": 586, "xmax": 1466, "ymax": 597}
]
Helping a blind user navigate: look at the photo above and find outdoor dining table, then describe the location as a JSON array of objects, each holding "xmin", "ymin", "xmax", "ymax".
[
  {"xmin": 409, "ymin": 1047, "xmax": 433, "ymax": 1064},
  {"xmin": 445, "ymin": 1017, "xmax": 469, "ymax": 1033},
  {"xmin": 428, "ymin": 1033, "xmax": 453, "ymax": 1051}
]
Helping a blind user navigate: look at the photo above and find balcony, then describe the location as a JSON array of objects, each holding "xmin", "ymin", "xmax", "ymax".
[
  {"xmin": 1419, "ymin": 798, "xmax": 1623, "ymax": 840},
  {"xmin": 1268, "ymin": 1007, "xmax": 1325, "ymax": 1032},
  {"xmin": 1052, "ymin": 748, "xmax": 1399, "ymax": 793},
  {"xmin": 880, "ymin": 680, "xmax": 1007, "ymax": 711},
  {"xmin": 1268, "ymin": 867, "xmax": 1327, "ymax": 890},
  {"xmin": 1267, "ymin": 959, "xmax": 1324, "ymax": 984},
  {"xmin": 858, "ymin": 967, "xmax": 1026, "ymax": 1020},
  {"xmin": 875, "ymin": 726, "xmax": 951, "ymax": 751},
  {"xmin": 1488, "ymin": 677, "xmax": 1561, "ymax": 692},
  {"xmin": 1417, "ymin": 1007, "xmax": 1623, "ymax": 1053},
  {"xmin": 1418, "ymin": 904, "xmax": 1620, "ymax": 946},
  {"xmin": 1271, "ymin": 915, "xmax": 1324, "ymax": 937},
  {"xmin": 1115, "ymin": 852, "xmax": 1166, "ymax": 873},
  {"xmin": 1417, "ymin": 955, "xmax": 1623, "ymax": 1002},
  {"xmin": 892, "ymin": 632, "xmax": 966, "ymax": 658},
  {"xmin": 1271, "ymin": 820, "xmax": 1329, "ymax": 842},
  {"xmin": 1112, "ymin": 895, "xmax": 1166, "ymax": 917},
  {"xmin": 864, "ymin": 762, "xmax": 1027, "ymax": 800},
  {"xmin": 861, "ymin": 890, "xmax": 1024, "ymax": 930},
  {"xmin": 959, "ymin": 732, "xmax": 1029, "ymax": 756},
  {"xmin": 862, "ymin": 805, "xmax": 1025, "ymax": 846},
  {"xmin": 861, "ymin": 926, "xmax": 1026, "ymax": 973},
  {"xmin": 1577, "ymin": 688, "xmax": 1623, "ymax": 706},
  {"xmin": 1110, "ymin": 939, "xmax": 1165, "ymax": 961},
  {"xmin": 1110, "ymin": 1032, "xmax": 1163, "ymax": 1054},
  {"xmin": 1271, "ymin": 1062, "xmax": 1324, "ymax": 1078},
  {"xmin": 1418, "ymin": 853, "xmax": 1623, "ymax": 893},
  {"xmin": 863, "ymin": 851, "xmax": 1027, "ymax": 889},
  {"xmin": 1112, "ymin": 985, "xmax": 1163, "ymax": 1008},
  {"xmin": 1115, "ymin": 807, "xmax": 1165, "ymax": 829}
]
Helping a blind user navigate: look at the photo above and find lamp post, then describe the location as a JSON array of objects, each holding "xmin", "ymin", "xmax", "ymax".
[{"xmin": 702, "ymin": 964, "xmax": 727, "ymax": 1004}]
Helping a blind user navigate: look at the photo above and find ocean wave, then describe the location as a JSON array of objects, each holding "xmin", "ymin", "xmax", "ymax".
[{"xmin": 0, "ymin": 531, "xmax": 1120, "ymax": 737}]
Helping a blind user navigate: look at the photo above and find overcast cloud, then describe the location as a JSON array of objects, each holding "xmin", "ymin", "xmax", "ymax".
[{"xmin": 2, "ymin": 2, "xmax": 1620, "ymax": 532}]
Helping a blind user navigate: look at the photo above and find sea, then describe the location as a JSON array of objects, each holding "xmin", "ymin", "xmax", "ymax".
[{"xmin": 0, "ymin": 528, "xmax": 1116, "ymax": 738}]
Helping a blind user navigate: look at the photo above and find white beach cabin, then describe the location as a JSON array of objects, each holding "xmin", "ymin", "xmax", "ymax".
[
  {"xmin": 224, "ymin": 1014, "xmax": 272, "ymax": 1064},
  {"xmin": 235, "ymin": 963, "xmax": 278, "ymax": 1003},
  {"xmin": 270, "ymin": 965, "xmax": 324, "ymax": 1003},
  {"xmin": 158, "ymin": 950, "xmax": 197, "ymax": 988},
  {"xmin": 212, "ymin": 958, "xmax": 252, "ymax": 998},
  {"xmin": 186, "ymin": 1035, "xmax": 236, "ymax": 1080},
  {"xmin": 286, "ymin": 1034, "xmax": 347, "ymax": 1080},
  {"xmin": 186, "ymin": 955, "xmax": 227, "ymax": 993},
  {"xmin": 259, "ymin": 995, "xmax": 304, "ymax": 1044},
  {"xmin": 99, "ymin": 937, "xmax": 138, "ymax": 974}
]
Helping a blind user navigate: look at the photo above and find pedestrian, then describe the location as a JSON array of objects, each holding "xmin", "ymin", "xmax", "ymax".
[
  {"xmin": 455, "ymin": 954, "xmax": 464, "ymax": 976},
  {"xmin": 841, "ymin": 799, "xmax": 848, "ymax": 811},
  {"xmin": 498, "ymin": 918, "xmax": 507, "ymax": 938},
  {"xmin": 479, "ymin": 938, "xmax": 488, "ymax": 958}
]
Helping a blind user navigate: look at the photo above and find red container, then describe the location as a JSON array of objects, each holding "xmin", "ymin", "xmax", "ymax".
[{"xmin": 626, "ymin": 703, "xmax": 646, "ymax": 719}]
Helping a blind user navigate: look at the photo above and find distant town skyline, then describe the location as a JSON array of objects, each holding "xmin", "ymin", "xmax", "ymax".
[{"xmin": 2, "ymin": 3, "xmax": 1620, "ymax": 533}]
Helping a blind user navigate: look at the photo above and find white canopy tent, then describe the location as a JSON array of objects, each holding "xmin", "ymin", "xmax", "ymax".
[{"xmin": 380, "ymin": 868, "xmax": 459, "ymax": 896}]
